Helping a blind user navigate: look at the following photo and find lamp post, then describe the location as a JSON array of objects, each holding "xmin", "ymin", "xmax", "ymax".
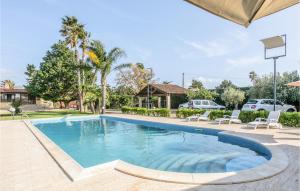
[
  {"xmin": 260, "ymin": 35, "xmax": 286, "ymax": 111},
  {"xmin": 146, "ymin": 68, "xmax": 153, "ymax": 109}
]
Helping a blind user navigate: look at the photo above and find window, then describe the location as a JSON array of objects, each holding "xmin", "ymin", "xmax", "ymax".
[
  {"xmin": 247, "ymin": 99, "xmax": 258, "ymax": 104},
  {"xmin": 276, "ymin": 101, "xmax": 283, "ymax": 105},
  {"xmin": 261, "ymin": 100, "xmax": 268, "ymax": 104},
  {"xmin": 209, "ymin": 101, "xmax": 218, "ymax": 106},
  {"xmin": 194, "ymin": 101, "xmax": 201, "ymax": 105},
  {"xmin": 202, "ymin": 100, "xmax": 209, "ymax": 105}
]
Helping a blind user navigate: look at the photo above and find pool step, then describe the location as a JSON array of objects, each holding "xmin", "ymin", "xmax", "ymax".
[{"xmin": 155, "ymin": 154, "xmax": 191, "ymax": 171}]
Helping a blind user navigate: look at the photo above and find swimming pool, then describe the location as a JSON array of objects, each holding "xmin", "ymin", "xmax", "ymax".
[{"xmin": 33, "ymin": 116, "xmax": 270, "ymax": 173}]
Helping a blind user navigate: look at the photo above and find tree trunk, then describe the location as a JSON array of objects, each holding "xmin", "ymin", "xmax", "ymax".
[
  {"xmin": 90, "ymin": 102, "xmax": 95, "ymax": 114},
  {"xmin": 81, "ymin": 48, "xmax": 86, "ymax": 112},
  {"xmin": 63, "ymin": 101, "xmax": 69, "ymax": 109},
  {"xmin": 75, "ymin": 48, "xmax": 84, "ymax": 112},
  {"xmin": 101, "ymin": 76, "xmax": 106, "ymax": 114},
  {"xmin": 98, "ymin": 97, "xmax": 101, "ymax": 114}
]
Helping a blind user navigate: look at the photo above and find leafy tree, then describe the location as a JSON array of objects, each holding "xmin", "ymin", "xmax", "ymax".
[
  {"xmin": 109, "ymin": 90, "xmax": 134, "ymax": 109},
  {"xmin": 187, "ymin": 87, "xmax": 217, "ymax": 100},
  {"xmin": 215, "ymin": 80, "xmax": 236, "ymax": 94},
  {"xmin": 189, "ymin": 79, "xmax": 203, "ymax": 89},
  {"xmin": 214, "ymin": 80, "xmax": 237, "ymax": 105},
  {"xmin": 248, "ymin": 71, "xmax": 299, "ymax": 105},
  {"xmin": 25, "ymin": 41, "xmax": 78, "ymax": 107},
  {"xmin": 221, "ymin": 87, "xmax": 245, "ymax": 109},
  {"xmin": 60, "ymin": 16, "xmax": 86, "ymax": 112},
  {"xmin": 24, "ymin": 64, "xmax": 40, "ymax": 97},
  {"xmin": 114, "ymin": 62, "xmax": 153, "ymax": 94},
  {"xmin": 86, "ymin": 40, "xmax": 125, "ymax": 114}
]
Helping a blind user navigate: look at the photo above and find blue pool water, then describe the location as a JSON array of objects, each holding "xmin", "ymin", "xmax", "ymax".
[{"xmin": 33, "ymin": 116, "xmax": 269, "ymax": 173}]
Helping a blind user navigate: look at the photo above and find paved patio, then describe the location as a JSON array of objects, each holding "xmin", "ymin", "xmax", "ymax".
[{"xmin": 0, "ymin": 114, "xmax": 299, "ymax": 191}]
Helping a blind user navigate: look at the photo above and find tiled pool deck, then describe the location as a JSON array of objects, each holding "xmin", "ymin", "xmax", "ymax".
[{"xmin": 1, "ymin": 113, "xmax": 299, "ymax": 191}]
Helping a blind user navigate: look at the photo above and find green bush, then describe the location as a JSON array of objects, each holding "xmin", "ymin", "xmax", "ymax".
[
  {"xmin": 176, "ymin": 109, "xmax": 205, "ymax": 118},
  {"xmin": 175, "ymin": 108, "xmax": 300, "ymax": 127},
  {"xmin": 121, "ymin": 107, "xmax": 170, "ymax": 117},
  {"xmin": 279, "ymin": 112, "xmax": 300, "ymax": 127},
  {"xmin": 239, "ymin": 111, "xmax": 269, "ymax": 123},
  {"xmin": 209, "ymin": 110, "xmax": 232, "ymax": 120},
  {"xmin": 11, "ymin": 100, "xmax": 22, "ymax": 114}
]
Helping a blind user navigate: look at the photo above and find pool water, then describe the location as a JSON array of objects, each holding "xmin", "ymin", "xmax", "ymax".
[{"xmin": 34, "ymin": 116, "xmax": 268, "ymax": 173}]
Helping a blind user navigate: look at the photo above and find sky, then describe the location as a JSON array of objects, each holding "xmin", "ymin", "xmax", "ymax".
[{"xmin": 1, "ymin": 0, "xmax": 300, "ymax": 89}]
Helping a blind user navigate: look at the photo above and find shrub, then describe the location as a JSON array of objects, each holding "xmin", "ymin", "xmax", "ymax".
[
  {"xmin": 279, "ymin": 112, "xmax": 300, "ymax": 127},
  {"xmin": 176, "ymin": 109, "xmax": 205, "ymax": 118},
  {"xmin": 209, "ymin": 110, "xmax": 232, "ymax": 120},
  {"xmin": 11, "ymin": 100, "xmax": 22, "ymax": 114},
  {"xmin": 239, "ymin": 111, "xmax": 269, "ymax": 123},
  {"xmin": 175, "ymin": 108, "xmax": 300, "ymax": 127},
  {"xmin": 121, "ymin": 107, "xmax": 170, "ymax": 117}
]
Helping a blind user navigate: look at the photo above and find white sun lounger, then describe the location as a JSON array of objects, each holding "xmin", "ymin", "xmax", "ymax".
[
  {"xmin": 247, "ymin": 111, "xmax": 282, "ymax": 129},
  {"xmin": 215, "ymin": 110, "xmax": 241, "ymax": 125},
  {"xmin": 186, "ymin": 113, "xmax": 202, "ymax": 121},
  {"xmin": 186, "ymin": 111, "xmax": 211, "ymax": 121},
  {"xmin": 197, "ymin": 111, "xmax": 211, "ymax": 121}
]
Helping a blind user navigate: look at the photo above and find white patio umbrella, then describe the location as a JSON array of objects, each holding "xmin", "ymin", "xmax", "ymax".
[
  {"xmin": 287, "ymin": 81, "xmax": 300, "ymax": 87},
  {"xmin": 287, "ymin": 81, "xmax": 300, "ymax": 111},
  {"xmin": 185, "ymin": 0, "xmax": 300, "ymax": 27}
]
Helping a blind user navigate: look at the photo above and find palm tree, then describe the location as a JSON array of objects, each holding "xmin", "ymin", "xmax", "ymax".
[
  {"xmin": 60, "ymin": 16, "xmax": 85, "ymax": 112},
  {"xmin": 79, "ymin": 31, "xmax": 91, "ymax": 111},
  {"xmin": 87, "ymin": 40, "xmax": 125, "ymax": 114},
  {"xmin": 249, "ymin": 71, "xmax": 257, "ymax": 85},
  {"xmin": 1, "ymin": 80, "xmax": 15, "ymax": 89}
]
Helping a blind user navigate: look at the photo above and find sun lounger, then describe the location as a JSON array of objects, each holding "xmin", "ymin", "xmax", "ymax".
[
  {"xmin": 186, "ymin": 114, "xmax": 202, "ymax": 121},
  {"xmin": 197, "ymin": 111, "xmax": 211, "ymax": 121},
  {"xmin": 215, "ymin": 110, "xmax": 241, "ymax": 125},
  {"xmin": 247, "ymin": 111, "xmax": 282, "ymax": 129}
]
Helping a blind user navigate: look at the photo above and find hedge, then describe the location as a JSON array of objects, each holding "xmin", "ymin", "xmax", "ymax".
[
  {"xmin": 121, "ymin": 107, "xmax": 170, "ymax": 117},
  {"xmin": 279, "ymin": 112, "xmax": 300, "ymax": 127},
  {"xmin": 175, "ymin": 109, "xmax": 206, "ymax": 118},
  {"xmin": 176, "ymin": 109, "xmax": 231, "ymax": 120},
  {"xmin": 176, "ymin": 108, "xmax": 300, "ymax": 127}
]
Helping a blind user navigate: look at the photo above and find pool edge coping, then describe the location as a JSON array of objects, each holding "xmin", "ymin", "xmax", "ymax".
[{"xmin": 24, "ymin": 115, "xmax": 289, "ymax": 185}]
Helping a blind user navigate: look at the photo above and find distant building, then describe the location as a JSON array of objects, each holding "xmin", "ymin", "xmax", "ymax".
[
  {"xmin": 0, "ymin": 87, "xmax": 36, "ymax": 104},
  {"xmin": 136, "ymin": 84, "xmax": 188, "ymax": 109}
]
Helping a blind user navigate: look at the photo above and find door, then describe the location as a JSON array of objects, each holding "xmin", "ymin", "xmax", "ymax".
[
  {"xmin": 267, "ymin": 100, "xmax": 275, "ymax": 111},
  {"xmin": 6, "ymin": 94, "xmax": 12, "ymax": 102},
  {"xmin": 275, "ymin": 101, "xmax": 283, "ymax": 111},
  {"xmin": 201, "ymin": 100, "xmax": 210, "ymax": 109}
]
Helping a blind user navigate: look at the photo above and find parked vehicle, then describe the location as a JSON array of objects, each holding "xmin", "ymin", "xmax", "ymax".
[
  {"xmin": 242, "ymin": 99, "xmax": 296, "ymax": 112},
  {"xmin": 178, "ymin": 102, "xmax": 189, "ymax": 108},
  {"xmin": 186, "ymin": 99, "xmax": 225, "ymax": 110}
]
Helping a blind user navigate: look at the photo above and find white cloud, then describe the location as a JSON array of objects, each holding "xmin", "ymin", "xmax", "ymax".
[
  {"xmin": 0, "ymin": 68, "xmax": 17, "ymax": 81},
  {"xmin": 182, "ymin": 40, "xmax": 230, "ymax": 57},
  {"xmin": 178, "ymin": 30, "xmax": 250, "ymax": 59},
  {"xmin": 186, "ymin": 76, "xmax": 223, "ymax": 89},
  {"xmin": 226, "ymin": 56, "xmax": 263, "ymax": 66},
  {"xmin": 230, "ymin": 30, "xmax": 250, "ymax": 45}
]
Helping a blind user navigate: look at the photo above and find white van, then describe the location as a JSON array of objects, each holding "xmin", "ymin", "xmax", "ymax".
[{"xmin": 187, "ymin": 99, "xmax": 225, "ymax": 110}]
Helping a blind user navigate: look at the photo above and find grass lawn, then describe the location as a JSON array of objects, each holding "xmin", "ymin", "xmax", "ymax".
[{"xmin": 0, "ymin": 110, "xmax": 94, "ymax": 121}]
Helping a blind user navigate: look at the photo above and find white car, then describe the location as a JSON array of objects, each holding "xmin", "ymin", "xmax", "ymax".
[
  {"xmin": 242, "ymin": 99, "xmax": 296, "ymax": 112},
  {"xmin": 187, "ymin": 99, "xmax": 225, "ymax": 110},
  {"xmin": 178, "ymin": 102, "xmax": 189, "ymax": 109}
]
